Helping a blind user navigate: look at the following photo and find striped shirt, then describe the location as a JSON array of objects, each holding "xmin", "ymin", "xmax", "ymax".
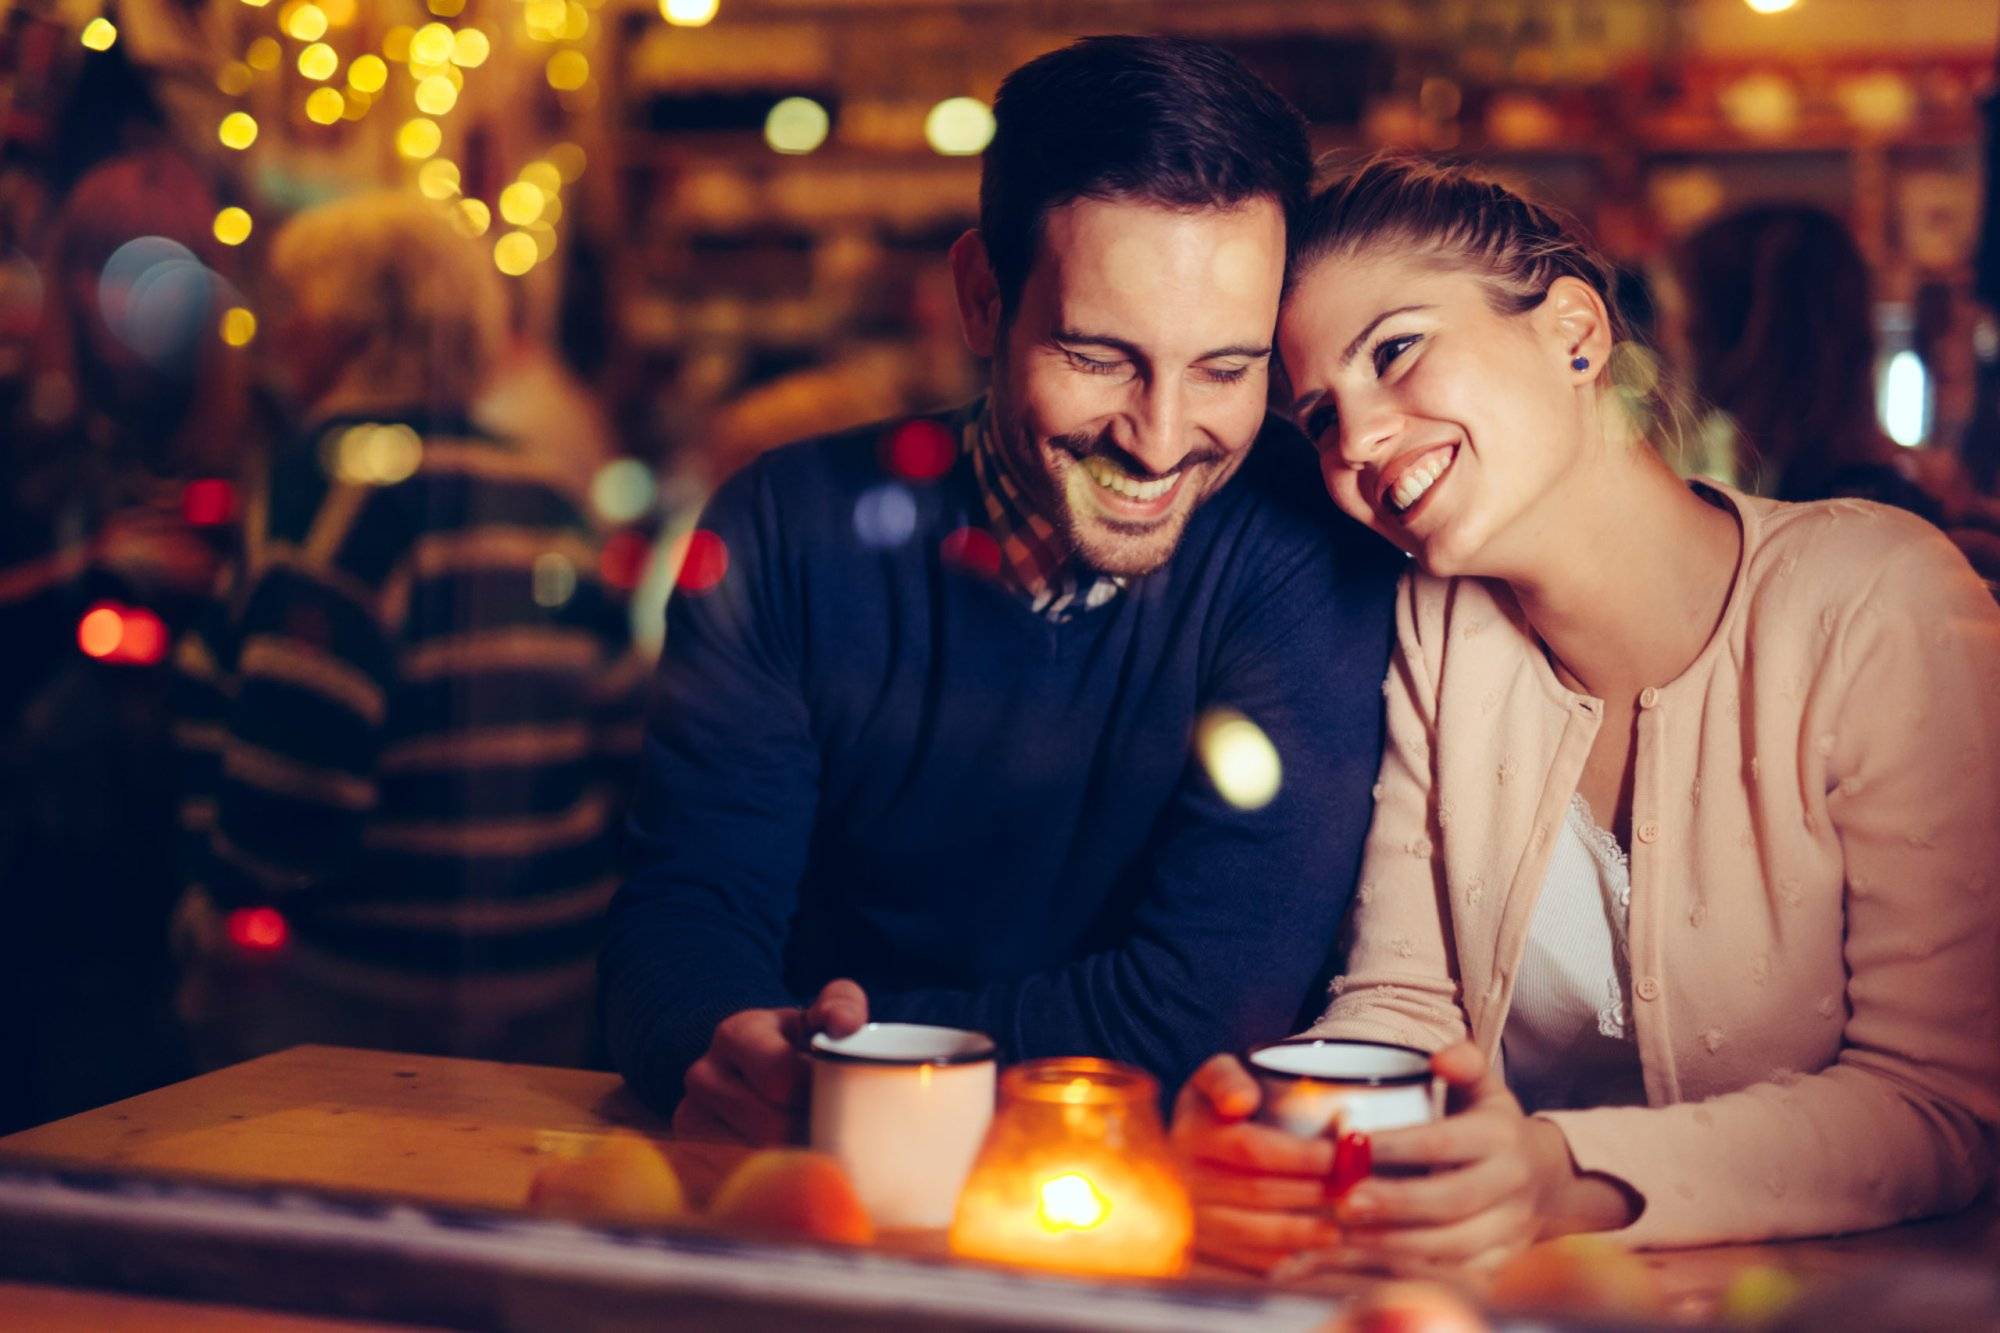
[{"xmin": 174, "ymin": 413, "xmax": 646, "ymax": 1025}]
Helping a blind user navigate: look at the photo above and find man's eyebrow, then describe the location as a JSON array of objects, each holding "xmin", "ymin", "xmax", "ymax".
[
  {"xmin": 1053, "ymin": 329, "xmax": 1271, "ymax": 361},
  {"xmin": 1339, "ymin": 305, "xmax": 1434, "ymax": 366}
]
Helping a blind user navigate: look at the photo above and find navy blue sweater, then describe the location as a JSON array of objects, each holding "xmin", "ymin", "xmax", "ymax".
[{"xmin": 602, "ymin": 408, "xmax": 1401, "ymax": 1110}]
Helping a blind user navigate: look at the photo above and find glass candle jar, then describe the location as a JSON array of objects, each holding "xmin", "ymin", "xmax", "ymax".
[{"xmin": 947, "ymin": 1057, "xmax": 1193, "ymax": 1278}]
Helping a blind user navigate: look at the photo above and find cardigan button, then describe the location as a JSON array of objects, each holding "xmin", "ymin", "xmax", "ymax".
[
  {"xmin": 1637, "ymin": 820, "xmax": 1661, "ymax": 844},
  {"xmin": 1636, "ymin": 977, "xmax": 1661, "ymax": 1002},
  {"xmin": 1639, "ymin": 686, "xmax": 1661, "ymax": 709}
]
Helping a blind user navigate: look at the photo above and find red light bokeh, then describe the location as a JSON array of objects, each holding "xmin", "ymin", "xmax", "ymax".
[
  {"xmin": 676, "ymin": 528, "xmax": 730, "ymax": 594},
  {"xmin": 883, "ymin": 419, "xmax": 956, "ymax": 483},
  {"xmin": 226, "ymin": 906, "xmax": 289, "ymax": 952},
  {"xmin": 182, "ymin": 478, "xmax": 237, "ymax": 527}
]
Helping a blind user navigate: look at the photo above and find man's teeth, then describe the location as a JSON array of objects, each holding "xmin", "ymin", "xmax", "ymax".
[
  {"xmin": 1389, "ymin": 450, "xmax": 1453, "ymax": 513},
  {"xmin": 1082, "ymin": 456, "xmax": 1178, "ymax": 502}
]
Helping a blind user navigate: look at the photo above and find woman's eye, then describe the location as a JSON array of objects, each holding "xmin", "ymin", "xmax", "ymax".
[{"xmin": 1372, "ymin": 334, "xmax": 1420, "ymax": 376}]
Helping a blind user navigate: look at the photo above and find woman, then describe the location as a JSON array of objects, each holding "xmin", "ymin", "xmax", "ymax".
[{"xmin": 1174, "ymin": 157, "xmax": 2000, "ymax": 1275}]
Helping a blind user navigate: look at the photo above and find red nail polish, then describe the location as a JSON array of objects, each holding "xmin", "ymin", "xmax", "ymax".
[{"xmin": 1329, "ymin": 1131, "xmax": 1372, "ymax": 1200}]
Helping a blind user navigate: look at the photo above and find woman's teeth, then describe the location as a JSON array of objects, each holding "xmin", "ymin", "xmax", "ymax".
[
  {"xmin": 1388, "ymin": 449, "xmax": 1453, "ymax": 514},
  {"xmin": 1082, "ymin": 456, "xmax": 1178, "ymax": 502}
]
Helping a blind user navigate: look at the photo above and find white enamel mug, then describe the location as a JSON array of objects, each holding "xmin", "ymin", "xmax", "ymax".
[
  {"xmin": 1247, "ymin": 1038, "xmax": 1442, "ymax": 1139},
  {"xmin": 808, "ymin": 1023, "xmax": 998, "ymax": 1229}
]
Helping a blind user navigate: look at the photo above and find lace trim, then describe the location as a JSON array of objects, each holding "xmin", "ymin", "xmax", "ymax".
[{"xmin": 1566, "ymin": 793, "xmax": 1632, "ymax": 904}]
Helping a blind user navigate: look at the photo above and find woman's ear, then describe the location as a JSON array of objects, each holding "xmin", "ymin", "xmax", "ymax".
[
  {"xmin": 1543, "ymin": 275, "xmax": 1614, "ymax": 381},
  {"xmin": 948, "ymin": 229, "xmax": 1002, "ymax": 358}
]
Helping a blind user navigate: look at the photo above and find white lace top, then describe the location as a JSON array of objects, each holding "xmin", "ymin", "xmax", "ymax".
[{"xmin": 1499, "ymin": 794, "xmax": 1647, "ymax": 1114}]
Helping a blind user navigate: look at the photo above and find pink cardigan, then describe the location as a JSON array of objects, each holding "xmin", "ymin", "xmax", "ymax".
[{"xmin": 1307, "ymin": 485, "xmax": 2000, "ymax": 1247}]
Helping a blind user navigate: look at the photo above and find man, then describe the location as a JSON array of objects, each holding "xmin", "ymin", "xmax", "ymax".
[{"xmin": 602, "ymin": 35, "xmax": 1402, "ymax": 1141}]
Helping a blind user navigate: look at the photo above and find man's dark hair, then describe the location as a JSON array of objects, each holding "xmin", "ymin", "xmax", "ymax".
[{"xmin": 980, "ymin": 35, "xmax": 1311, "ymax": 316}]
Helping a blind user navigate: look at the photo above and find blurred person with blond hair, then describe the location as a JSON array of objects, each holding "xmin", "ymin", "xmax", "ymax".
[{"xmin": 174, "ymin": 192, "xmax": 647, "ymax": 1067}]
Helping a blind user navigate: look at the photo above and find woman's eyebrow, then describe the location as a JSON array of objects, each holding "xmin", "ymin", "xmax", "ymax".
[{"xmin": 1339, "ymin": 304, "xmax": 1435, "ymax": 365}]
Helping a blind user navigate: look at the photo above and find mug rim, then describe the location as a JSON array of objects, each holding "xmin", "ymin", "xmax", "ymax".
[
  {"xmin": 1244, "ymin": 1037, "xmax": 1434, "ymax": 1086},
  {"xmin": 808, "ymin": 1021, "xmax": 998, "ymax": 1068}
]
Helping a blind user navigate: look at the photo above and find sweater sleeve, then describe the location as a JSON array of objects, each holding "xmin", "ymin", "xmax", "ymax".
[
  {"xmin": 1543, "ymin": 531, "xmax": 2000, "ymax": 1247},
  {"xmin": 868, "ymin": 517, "xmax": 1404, "ymax": 1098},
  {"xmin": 1303, "ymin": 573, "xmax": 1469, "ymax": 1051},
  {"xmin": 599, "ymin": 460, "xmax": 812, "ymax": 1113}
]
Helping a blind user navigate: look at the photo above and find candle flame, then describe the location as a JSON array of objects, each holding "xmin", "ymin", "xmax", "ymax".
[{"xmin": 1036, "ymin": 1173, "xmax": 1108, "ymax": 1232}]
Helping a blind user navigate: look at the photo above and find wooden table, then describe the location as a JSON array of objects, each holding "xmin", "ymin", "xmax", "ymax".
[{"xmin": 0, "ymin": 1045, "xmax": 1993, "ymax": 1328}]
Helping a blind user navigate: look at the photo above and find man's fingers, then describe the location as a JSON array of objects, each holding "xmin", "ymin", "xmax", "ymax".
[
  {"xmin": 715, "ymin": 1013, "xmax": 808, "ymax": 1107},
  {"xmin": 1189, "ymin": 1054, "xmax": 1261, "ymax": 1120},
  {"xmin": 1197, "ymin": 1204, "xmax": 1342, "ymax": 1256},
  {"xmin": 681, "ymin": 1057, "xmax": 796, "ymax": 1146},
  {"xmin": 1187, "ymin": 1164, "xmax": 1333, "ymax": 1212},
  {"xmin": 807, "ymin": 978, "xmax": 868, "ymax": 1038}
]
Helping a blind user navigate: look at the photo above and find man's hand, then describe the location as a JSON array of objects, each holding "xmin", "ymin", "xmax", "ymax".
[{"xmin": 671, "ymin": 979, "xmax": 868, "ymax": 1145}]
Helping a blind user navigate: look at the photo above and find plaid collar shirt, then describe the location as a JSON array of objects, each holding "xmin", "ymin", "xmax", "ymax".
[{"xmin": 964, "ymin": 408, "xmax": 1127, "ymax": 623}]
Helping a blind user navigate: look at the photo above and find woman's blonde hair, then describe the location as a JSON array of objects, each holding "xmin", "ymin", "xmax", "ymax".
[
  {"xmin": 269, "ymin": 191, "xmax": 505, "ymax": 410},
  {"xmin": 1287, "ymin": 154, "xmax": 1692, "ymax": 466}
]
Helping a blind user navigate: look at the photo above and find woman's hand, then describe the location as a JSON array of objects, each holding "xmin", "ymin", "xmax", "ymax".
[{"xmin": 1170, "ymin": 1054, "xmax": 1344, "ymax": 1273}]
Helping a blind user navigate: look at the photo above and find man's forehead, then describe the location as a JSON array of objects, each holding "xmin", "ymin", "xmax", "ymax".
[{"xmin": 1032, "ymin": 196, "xmax": 1284, "ymax": 340}]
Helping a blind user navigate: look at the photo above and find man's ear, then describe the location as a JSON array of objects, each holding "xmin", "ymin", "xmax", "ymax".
[
  {"xmin": 1543, "ymin": 275, "xmax": 1614, "ymax": 381},
  {"xmin": 948, "ymin": 229, "xmax": 1003, "ymax": 359}
]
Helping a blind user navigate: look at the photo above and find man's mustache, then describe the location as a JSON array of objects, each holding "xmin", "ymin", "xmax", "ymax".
[{"xmin": 1047, "ymin": 428, "xmax": 1230, "ymax": 480}]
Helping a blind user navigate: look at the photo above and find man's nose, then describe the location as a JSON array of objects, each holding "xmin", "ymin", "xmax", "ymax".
[{"xmin": 1122, "ymin": 377, "xmax": 1190, "ymax": 475}]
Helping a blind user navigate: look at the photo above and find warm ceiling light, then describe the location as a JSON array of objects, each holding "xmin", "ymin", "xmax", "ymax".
[
  {"xmin": 1744, "ymin": 0, "xmax": 1798, "ymax": 12},
  {"xmin": 660, "ymin": 0, "xmax": 718, "ymax": 26}
]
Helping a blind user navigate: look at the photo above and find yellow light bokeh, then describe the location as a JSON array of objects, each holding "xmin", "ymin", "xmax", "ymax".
[
  {"xmin": 414, "ymin": 75, "xmax": 458, "ymax": 115},
  {"xmin": 80, "ymin": 18, "xmax": 118, "ymax": 51},
  {"xmin": 246, "ymin": 36, "xmax": 282, "ymax": 69},
  {"xmin": 547, "ymin": 142, "xmax": 586, "ymax": 182},
  {"xmin": 408, "ymin": 22, "xmax": 453, "ymax": 65},
  {"xmin": 319, "ymin": 0, "xmax": 356, "ymax": 25},
  {"xmin": 561, "ymin": 1, "xmax": 590, "ymax": 40},
  {"xmin": 518, "ymin": 161, "xmax": 563, "ymax": 195},
  {"xmin": 283, "ymin": 3, "xmax": 328, "ymax": 42},
  {"xmin": 493, "ymin": 231, "xmax": 538, "ymax": 276},
  {"xmin": 450, "ymin": 28, "xmax": 490, "ymax": 67},
  {"xmin": 216, "ymin": 62, "xmax": 254, "ymax": 95},
  {"xmin": 240, "ymin": 0, "xmax": 272, "ymax": 8},
  {"xmin": 347, "ymin": 53, "xmax": 387, "ymax": 91},
  {"xmin": 219, "ymin": 112, "xmax": 260, "ymax": 151},
  {"xmin": 327, "ymin": 424, "xmax": 423, "ymax": 486},
  {"xmin": 1744, "ymin": 0, "xmax": 1798, "ymax": 10},
  {"xmin": 220, "ymin": 307, "xmax": 258, "ymax": 348},
  {"xmin": 1193, "ymin": 707, "xmax": 1283, "ymax": 811},
  {"xmin": 498, "ymin": 181, "xmax": 546, "ymax": 226},
  {"xmin": 297, "ymin": 42, "xmax": 338, "ymax": 81},
  {"xmin": 538, "ymin": 195, "xmax": 564, "ymax": 226},
  {"xmin": 417, "ymin": 158, "xmax": 461, "ymax": 201},
  {"xmin": 527, "ymin": 220, "xmax": 558, "ymax": 260},
  {"xmin": 925, "ymin": 97, "xmax": 995, "ymax": 156},
  {"xmin": 212, "ymin": 207, "xmax": 253, "ymax": 246},
  {"xmin": 524, "ymin": 0, "xmax": 565, "ymax": 37},
  {"xmin": 660, "ymin": 0, "xmax": 718, "ymax": 26},
  {"xmin": 341, "ymin": 88, "xmax": 372, "ymax": 120},
  {"xmin": 458, "ymin": 198, "xmax": 491, "ymax": 236},
  {"xmin": 396, "ymin": 117, "xmax": 443, "ymax": 160},
  {"xmin": 305, "ymin": 86, "xmax": 345, "ymax": 124},
  {"xmin": 428, "ymin": 0, "xmax": 466, "ymax": 15},
  {"xmin": 545, "ymin": 50, "xmax": 589, "ymax": 91},
  {"xmin": 764, "ymin": 96, "xmax": 829, "ymax": 155},
  {"xmin": 382, "ymin": 25, "xmax": 413, "ymax": 61}
]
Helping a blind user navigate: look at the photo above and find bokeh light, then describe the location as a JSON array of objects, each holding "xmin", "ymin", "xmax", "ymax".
[
  {"xmin": 519, "ymin": 160, "xmax": 563, "ymax": 195},
  {"xmin": 219, "ymin": 112, "xmax": 260, "ymax": 150},
  {"xmin": 417, "ymin": 159, "xmax": 461, "ymax": 200},
  {"xmin": 546, "ymin": 50, "xmax": 589, "ymax": 91},
  {"xmin": 451, "ymin": 28, "xmax": 490, "ymax": 67},
  {"xmin": 1194, "ymin": 707, "xmax": 1283, "ymax": 811},
  {"xmin": 99, "ymin": 237, "xmax": 215, "ymax": 365},
  {"xmin": 346, "ymin": 53, "xmax": 387, "ymax": 92},
  {"xmin": 591, "ymin": 459, "xmax": 657, "ymax": 524},
  {"xmin": 319, "ymin": 0, "xmax": 356, "ymax": 25},
  {"xmin": 212, "ymin": 207, "xmax": 253, "ymax": 246},
  {"xmin": 493, "ymin": 230, "xmax": 538, "ymax": 275},
  {"xmin": 397, "ymin": 117, "xmax": 443, "ymax": 159},
  {"xmin": 409, "ymin": 22, "xmax": 454, "ymax": 65},
  {"xmin": 415, "ymin": 74, "xmax": 459, "ymax": 115},
  {"xmin": 297, "ymin": 41, "xmax": 338, "ymax": 80},
  {"xmin": 925, "ymin": 97, "xmax": 995, "ymax": 156},
  {"xmin": 526, "ymin": 221, "xmax": 559, "ymax": 261},
  {"xmin": 226, "ymin": 906, "xmax": 289, "ymax": 951},
  {"xmin": 220, "ymin": 306, "xmax": 258, "ymax": 347},
  {"xmin": 80, "ymin": 18, "xmax": 118, "ymax": 50},
  {"xmin": 382, "ymin": 25, "xmax": 414, "ymax": 61},
  {"xmin": 246, "ymin": 37, "xmax": 281, "ymax": 70},
  {"xmin": 765, "ymin": 97, "xmax": 830, "ymax": 155},
  {"xmin": 457, "ymin": 198, "xmax": 492, "ymax": 236},
  {"xmin": 854, "ymin": 484, "xmax": 918, "ymax": 549},
  {"xmin": 940, "ymin": 527, "xmax": 1001, "ymax": 579},
  {"xmin": 182, "ymin": 479, "xmax": 237, "ymax": 526},
  {"xmin": 217, "ymin": 62, "xmax": 254, "ymax": 95},
  {"xmin": 660, "ymin": 0, "xmax": 719, "ymax": 25},
  {"xmin": 305, "ymin": 87, "xmax": 346, "ymax": 124},
  {"xmin": 428, "ymin": 0, "xmax": 466, "ymax": 15},
  {"xmin": 498, "ymin": 182, "xmax": 546, "ymax": 226},
  {"xmin": 77, "ymin": 603, "xmax": 167, "ymax": 666},
  {"xmin": 547, "ymin": 142, "xmax": 586, "ymax": 181},
  {"xmin": 883, "ymin": 418, "xmax": 956, "ymax": 482},
  {"xmin": 283, "ymin": 2, "xmax": 329, "ymax": 41},
  {"xmin": 599, "ymin": 530, "xmax": 650, "ymax": 590},
  {"xmin": 1744, "ymin": 0, "xmax": 1798, "ymax": 11},
  {"xmin": 675, "ymin": 529, "xmax": 730, "ymax": 594},
  {"xmin": 532, "ymin": 552, "xmax": 579, "ymax": 608},
  {"xmin": 77, "ymin": 605, "xmax": 124, "ymax": 659},
  {"xmin": 325, "ymin": 423, "xmax": 424, "ymax": 485}
]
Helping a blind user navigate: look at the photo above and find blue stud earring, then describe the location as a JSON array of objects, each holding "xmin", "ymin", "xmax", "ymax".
[{"xmin": 1571, "ymin": 355, "xmax": 1591, "ymax": 372}]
